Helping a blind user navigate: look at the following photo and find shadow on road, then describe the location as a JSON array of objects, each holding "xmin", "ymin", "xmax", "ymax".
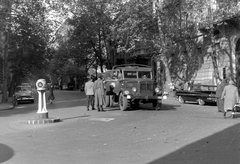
[
  {"xmin": 0, "ymin": 143, "xmax": 14, "ymax": 163},
  {"xmin": 148, "ymin": 123, "xmax": 240, "ymax": 164}
]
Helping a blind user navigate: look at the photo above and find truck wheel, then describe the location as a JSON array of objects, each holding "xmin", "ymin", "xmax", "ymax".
[
  {"xmin": 178, "ymin": 96, "xmax": 185, "ymax": 104},
  {"xmin": 105, "ymin": 95, "xmax": 110, "ymax": 107},
  {"xmin": 198, "ymin": 99, "xmax": 205, "ymax": 106},
  {"xmin": 119, "ymin": 93, "xmax": 128, "ymax": 111}
]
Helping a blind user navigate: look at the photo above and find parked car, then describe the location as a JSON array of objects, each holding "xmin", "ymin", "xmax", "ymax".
[
  {"xmin": 175, "ymin": 84, "xmax": 217, "ymax": 106},
  {"xmin": 13, "ymin": 86, "xmax": 35, "ymax": 104},
  {"xmin": 21, "ymin": 83, "xmax": 31, "ymax": 87},
  {"xmin": 62, "ymin": 85, "xmax": 68, "ymax": 90},
  {"xmin": 54, "ymin": 84, "xmax": 60, "ymax": 90},
  {"xmin": 102, "ymin": 64, "xmax": 164, "ymax": 111},
  {"xmin": 67, "ymin": 82, "xmax": 75, "ymax": 90}
]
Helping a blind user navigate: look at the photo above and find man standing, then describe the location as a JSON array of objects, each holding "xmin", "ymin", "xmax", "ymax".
[
  {"xmin": 85, "ymin": 76, "xmax": 94, "ymax": 111},
  {"xmin": 221, "ymin": 80, "xmax": 239, "ymax": 117},
  {"xmin": 48, "ymin": 83, "xmax": 55, "ymax": 104},
  {"xmin": 93, "ymin": 74, "xmax": 105, "ymax": 112}
]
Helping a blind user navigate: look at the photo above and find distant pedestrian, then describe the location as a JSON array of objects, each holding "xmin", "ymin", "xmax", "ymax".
[
  {"xmin": 221, "ymin": 80, "xmax": 239, "ymax": 117},
  {"xmin": 216, "ymin": 79, "xmax": 227, "ymax": 112},
  {"xmin": 93, "ymin": 74, "xmax": 105, "ymax": 112},
  {"xmin": 84, "ymin": 76, "xmax": 94, "ymax": 111},
  {"xmin": 59, "ymin": 78, "xmax": 63, "ymax": 91},
  {"xmin": 48, "ymin": 83, "xmax": 55, "ymax": 104}
]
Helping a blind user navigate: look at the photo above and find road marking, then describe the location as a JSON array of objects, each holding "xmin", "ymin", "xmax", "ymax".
[{"xmin": 89, "ymin": 118, "xmax": 114, "ymax": 122}]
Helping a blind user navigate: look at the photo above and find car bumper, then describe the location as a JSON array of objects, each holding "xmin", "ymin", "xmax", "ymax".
[
  {"xmin": 17, "ymin": 97, "xmax": 34, "ymax": 101},
  {"xmin": 205, "ymin": 97, "xmax": 217, "ymax": 102},
  {"xmin": 125, "ymin": 95, "xmax": 162, "ymax": 100}
]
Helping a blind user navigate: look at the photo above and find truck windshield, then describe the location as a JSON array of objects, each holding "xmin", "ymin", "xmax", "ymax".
[
  {"xmin": 124, "ymin": 71, "xmax": 137, "ymax": 78},
  {"xmin": 138, "ymin": 71, "xmax": 151, "ymax": 79}
]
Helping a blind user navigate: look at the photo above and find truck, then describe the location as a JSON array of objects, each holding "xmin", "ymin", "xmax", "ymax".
[{"xmin": 102, "ymin": 64, "xmax": 163, "ymax": 111}]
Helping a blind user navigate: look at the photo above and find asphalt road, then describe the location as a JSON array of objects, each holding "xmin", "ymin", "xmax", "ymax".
[{"xmin": 0, "ymin": 90, "xmax": 240, "ymax": 164}]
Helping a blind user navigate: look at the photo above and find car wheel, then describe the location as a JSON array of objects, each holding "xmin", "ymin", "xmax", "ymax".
[
  {"xmin": 105, "ymin": 95, "xmax": 110, "ymax": 107},
  {"xmin": 198, "ymin": 99, "xmax": 205, "ymax": 106},
  {"xmin": 119, "ymin": 93, "xmax": 128, "ymax": 111},
  {"xmin": 12, "ymin": 98, "xmax": 18, "ymax": 107},
  {"xmin": 178, "ymin": 96, "xmax": 185, "ymax": 104},
  {"xmin": 31, "ymin": 100, "xmax": 34, "ymax": 103}
]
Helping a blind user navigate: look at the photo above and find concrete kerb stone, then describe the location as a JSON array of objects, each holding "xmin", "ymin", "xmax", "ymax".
[{"xmin": 27, "ymin": 117, "xmax": 61, "ymax": 124}]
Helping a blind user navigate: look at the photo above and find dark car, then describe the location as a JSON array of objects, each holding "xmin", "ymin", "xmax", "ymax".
[
  {"xmin": 102, "ymin": 64, "xmax": 163, "ymax": 111},
  {"xmin": 13, "ymin": 86, "xmax": 35, "ymax": 104},
  {"xmin": 176, "ymin": 84, "xmax": 217, "ymax": 106},
  {"xmin": 67, "ymin": 82, "xmax": 75, "ymax": 90}
]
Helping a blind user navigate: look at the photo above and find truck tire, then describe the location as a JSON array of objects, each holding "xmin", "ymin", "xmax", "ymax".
[{"xmin": 119, "ymin": 93, "xmax": 128, "ymax": 111}]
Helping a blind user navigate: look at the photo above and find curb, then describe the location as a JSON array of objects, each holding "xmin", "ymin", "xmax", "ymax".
[{"xmin": 0, "ymin": 103, "xmax": 13, "ymax": 111}]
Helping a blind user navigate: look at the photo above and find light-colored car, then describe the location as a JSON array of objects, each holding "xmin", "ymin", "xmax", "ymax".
[
  {"xmin": 13, "ymin": 86, "xmax": 34, "ymax": 104},
  {"xmin": 21, "ymin": 83, "xmax": 31, "ymax": 87},
  {"xmin": 62, "ymin": 85, "xmax": 68, "ymax": 90}
]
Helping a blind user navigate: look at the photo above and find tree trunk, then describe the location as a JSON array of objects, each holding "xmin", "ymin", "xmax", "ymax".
[
  {"xmin": 160, "ymin": 52, "xmax": 172, "ymax": 92},
  {"xmin": 1, "ymin": 0, "xmax": 12, "ymax": 103}
]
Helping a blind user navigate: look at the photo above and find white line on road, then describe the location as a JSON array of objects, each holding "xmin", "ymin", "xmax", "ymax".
[{"xmin": 89, "ymin": 118, "xmax": 115, "ymax": 122}]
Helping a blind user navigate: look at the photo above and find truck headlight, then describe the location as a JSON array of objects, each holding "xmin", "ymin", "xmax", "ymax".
[
  {"xmin": 110, "ymin": 82, "xmax": 116, "ymax": 88},
  {"xmin": 124, "ymin": 90, "xmax": 130, "ymax": 95},
  {"xmin": 132, "ymin": 87, "xmax": 137, "ymax": 92}
]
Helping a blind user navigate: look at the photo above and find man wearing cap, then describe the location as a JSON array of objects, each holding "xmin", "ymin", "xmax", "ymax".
[
  {"xmin": 221, "ymin": 79, "xmax": 239, "ymax": 117},
  {"xmin": 84, "ymin": 76, "xmax": 95, "ymax": 111},
  {"xmin": 93, "ymin": 74, "xmax": 105, "ymax": 112}
]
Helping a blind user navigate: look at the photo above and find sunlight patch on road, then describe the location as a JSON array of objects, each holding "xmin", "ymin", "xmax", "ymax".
[
  {"xmin": 14, "ymin": 106, "xmax": 26, "ymax": 109},
  {"xmin": 89, "ymin": 118, "xmax": 115, "ymax": 122}
]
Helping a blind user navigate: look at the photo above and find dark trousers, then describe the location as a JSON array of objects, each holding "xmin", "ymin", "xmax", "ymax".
[
  {"xmin": 87, "ymin": 95, "xmax": 94, "ymax": 110},
  {"xmin": 217, "ymin": 98, "xmax": 224, "ymax": 112}
]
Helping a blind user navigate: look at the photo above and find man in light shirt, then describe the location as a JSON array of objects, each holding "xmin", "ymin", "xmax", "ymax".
[{"xmin": 85, "ymin": 76, "xmax": 95, "ymax": 111}]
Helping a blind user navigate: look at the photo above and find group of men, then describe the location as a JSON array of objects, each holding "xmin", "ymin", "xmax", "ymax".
[{"xmin": 84, "ymin": 74, "xmax": 105, "ymax": 112}]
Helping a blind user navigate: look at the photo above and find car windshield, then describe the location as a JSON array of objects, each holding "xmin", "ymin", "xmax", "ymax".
[
  {"xmin": 138, "ymin": 71, "xmax": 151, "ymax": 79},
  {"xmin": 16, "ymin": 86, "xmax": 31, "ymax": 92},
  {"xmin": 124, "ymin": 71, "xmax": 137, "ymax": 78}
]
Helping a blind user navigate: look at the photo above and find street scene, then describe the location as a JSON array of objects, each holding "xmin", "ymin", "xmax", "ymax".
[
  {"xmin": 1, "ymin": 0, "xmax": 240, "ymax": 164},
  {"xmin": 0, "ymin": 90, "xmax": 240, "ymax": 164}
]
